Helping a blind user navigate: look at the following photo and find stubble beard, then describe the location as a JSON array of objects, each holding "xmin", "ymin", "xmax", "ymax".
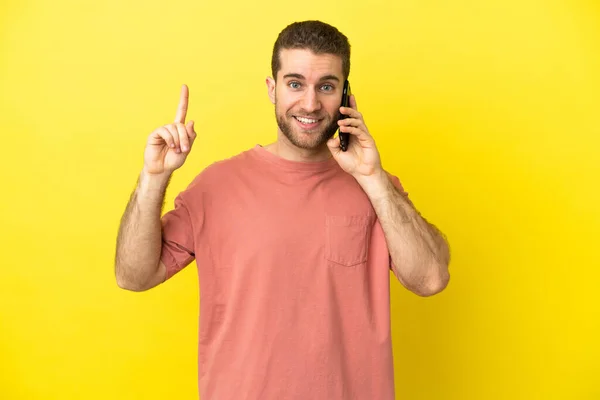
[{"xmin": 275, "ymin": 100, "xmax": 340, "ymax": 151}]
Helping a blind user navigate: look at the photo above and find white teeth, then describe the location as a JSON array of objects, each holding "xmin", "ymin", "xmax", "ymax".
[{"xmin": 296, "ymin": 117, "xmax": 318, "ymax": 124}]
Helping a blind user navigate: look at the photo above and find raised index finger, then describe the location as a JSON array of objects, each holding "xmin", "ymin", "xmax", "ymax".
[{"xmin": 174, "ymin": 84, "xmax": 189, "ymax": 123}]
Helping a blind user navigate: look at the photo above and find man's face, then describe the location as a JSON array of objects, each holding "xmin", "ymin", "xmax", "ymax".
[{"xmin": 267, "ymin": 48, "xmax": 345, "ymax": 151}]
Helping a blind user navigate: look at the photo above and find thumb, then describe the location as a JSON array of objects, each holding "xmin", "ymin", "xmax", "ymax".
[
  {"xmin": 327, "ymin": 135, "xmax": 341, "ymax": 156},
  {"xmin": 327, "ymin": 135, "xmax": 340, "ymax": 149},
  {"xmin": 186, "ymin": 120, "xmax": 196, "ymax": 142},
  {"xmin": 186, "ymin": 120, "xmax": 195, "ymax": 131}
]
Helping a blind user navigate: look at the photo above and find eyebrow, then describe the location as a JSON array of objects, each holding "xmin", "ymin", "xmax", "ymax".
[{"xmin": 282, "ymin": 73, "xmax": 340, "ymax": 82}]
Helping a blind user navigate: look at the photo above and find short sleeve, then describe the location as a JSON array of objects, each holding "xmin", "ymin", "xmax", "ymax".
[{"xmin": 160, "ymin": 192, "xmax": 196, "ymax": 281}]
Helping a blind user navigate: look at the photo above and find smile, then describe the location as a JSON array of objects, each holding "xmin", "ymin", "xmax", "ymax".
[
  {"xmin": 294, "ymin": 116, "xmax": 322, "ymax": 129},
  {"xmin": 295, "ymin": 116, "xmax": 319, "ymax": 124}
]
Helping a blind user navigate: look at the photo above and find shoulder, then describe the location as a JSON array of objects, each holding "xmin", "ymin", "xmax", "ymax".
[{"xmin": 181, "ymin": 148, "xmax": 253, "ymax": 194}]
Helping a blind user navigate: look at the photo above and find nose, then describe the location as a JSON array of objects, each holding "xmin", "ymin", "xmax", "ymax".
[{"xmin": 299, "ymin": 88, "xmax": 322, "ymax": 113}]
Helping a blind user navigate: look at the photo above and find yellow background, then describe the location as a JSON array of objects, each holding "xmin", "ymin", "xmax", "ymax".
[{"xmin": 1, "ymin": 0, "xmax": 599, "ymax": 398}]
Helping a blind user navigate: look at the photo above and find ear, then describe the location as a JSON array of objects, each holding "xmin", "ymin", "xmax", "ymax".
[{"xmin": 266, "ymin": 76, "xmax": 276, "ymax": 104}]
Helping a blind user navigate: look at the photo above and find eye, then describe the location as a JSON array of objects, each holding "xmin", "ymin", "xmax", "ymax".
[
  {"xmin": 288, "ymin": 81, "xmax": 301, "ymax": 89},
  {"xmin": 321, "ymin": 84, "xmax": 334, "ymax": 92}
]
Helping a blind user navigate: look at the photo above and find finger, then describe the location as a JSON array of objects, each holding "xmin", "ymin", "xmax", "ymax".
[
  {"xmin": 327, "ymin": 134, "xmax": 340, "ymax": 149},
  {"xmin": 340, "ymin": 106, "xmax": 362, "ymax": 120},
  {"xmin": 165, "ymin": 124, "xmax": 181, "ymax": 152},
  {"xmin": 175, "ymin": 123, "xmax": 190, "ymax": 152},
  {"xmin": 350, "ymin": 94, "xmax": 358, "ymax": 111},
  {"xmin": 151, "ymin": 127, "xmax": 176, "ymax": 149},
  {"xmin": 337, "ymin": 117, "xmax": 364, "ymax": 128},
  {"xmin": 339, "ymin": 124, "xmax": 371, "ymax": 140},
  {"xmin": 186, "ymin": 120, "xmax": 197, "ymax": 146},
  {"xmin": 174, "ymin": 84, "xmax": 189, "ymax": 123}
]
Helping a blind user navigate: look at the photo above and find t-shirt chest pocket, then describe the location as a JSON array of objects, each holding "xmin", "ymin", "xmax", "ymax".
[{"xmin": 325, "ymin": 214, "xmax": 374, "ymax": 267}]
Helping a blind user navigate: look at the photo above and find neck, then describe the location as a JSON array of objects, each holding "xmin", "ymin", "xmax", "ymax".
[{"xmin": 264, "ymin": 133, "xmax": 333, "ymax": 163}]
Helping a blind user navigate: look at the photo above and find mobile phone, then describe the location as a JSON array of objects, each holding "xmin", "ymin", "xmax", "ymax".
[{"xmin": 338, "ymin": 80, "xmax": 351, "ymax": 151}]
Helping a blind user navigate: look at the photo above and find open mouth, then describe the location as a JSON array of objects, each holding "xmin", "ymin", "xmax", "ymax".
[{"xmin": 294, "ymin": 116, "xmax": 322, "ymax": 130}]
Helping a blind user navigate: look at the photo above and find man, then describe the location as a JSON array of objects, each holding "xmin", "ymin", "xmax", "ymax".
[{"xmin": 115, "ymin": 20, "xmax": 450, "ymax": 400}]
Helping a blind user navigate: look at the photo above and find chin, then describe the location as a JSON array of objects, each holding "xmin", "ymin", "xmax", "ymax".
[
  {"xmin": 287, "ymin": 131, "xmax": 330, "ymax": 150},
  {"xmin": 276, "ymin": 111, "xmax": 337, "ymax": 150}
]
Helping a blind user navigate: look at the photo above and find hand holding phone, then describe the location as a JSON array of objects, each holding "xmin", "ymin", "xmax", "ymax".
[{"xmin": 338, "ymin": 80, "xmax": 351, "ymax": 151}]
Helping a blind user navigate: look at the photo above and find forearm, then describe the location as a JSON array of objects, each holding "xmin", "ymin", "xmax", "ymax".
[
  {"xmin": 358, "ymin": 170, "xmax": 450, "ymax": 296},
  {"xmin": 115, "ymin": 169, "xmax": 171, "ymax": 290}
]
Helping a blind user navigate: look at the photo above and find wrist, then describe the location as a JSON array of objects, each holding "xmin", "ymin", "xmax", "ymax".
[
  {"xmin": 139, "ymin": 168, "xmax": 172, "ymax": 195},
  {"xmin": 356, "ymin": 169, "xmax": 390, "ymax": 198}
]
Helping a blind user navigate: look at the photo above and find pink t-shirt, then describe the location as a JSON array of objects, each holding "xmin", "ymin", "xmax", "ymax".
[{"xmin": 160, "ymin": 144, "xmax": 407, "ymax": 400}]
